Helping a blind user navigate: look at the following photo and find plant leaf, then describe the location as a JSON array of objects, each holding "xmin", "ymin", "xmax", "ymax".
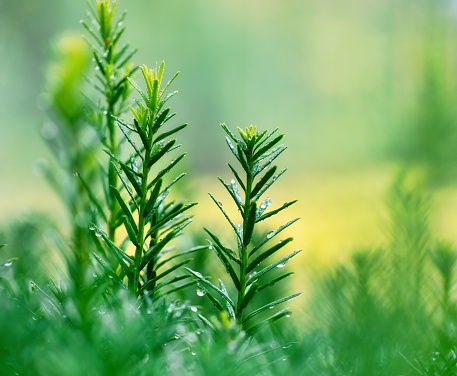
[
  {"xmin": 219, "ymin": 280, "xmax": 235, "ymax": 319},
  {"xmin": 151, "ymin": 107, "xmax": 171, "ymax": 134},
  {"xmin": 146, "ymin": 202, "xmax": 196, "ymax": 237},
  {"xmin": 119, "ymin": 161, "xmax": 143, "ymax": 198},
  {"xmin": 147, "ymin": 139, "xmax": 176, "ymax": 168},
  {"xmin": 221, "ymin": 123, "xmax": 241, "ymax": 143},
  {"xmin": 250, "ymin": 218, "xmax": 300, "ymax": 255},
  {"xmin": 208, "ymin": 193, "xmax": 241, "ymax": 242},
  {"xmin": 117, "ymin": 123, "xmax": 144, "ymax": 161},
  {"xmin": 208, "ymin": 240, "xmax": 241, "ymax": 291},
  {"xmin": 78, "ymin": 174, "xmax": 107, "ymax": 222},
  {"xmin": 185, "ymin": 267, "xmax": 236, "ymax": 309},
  {"xmin": 218, "ymin": 177, "xmax": 244, "ymax": 214},
  {"xmin": 253, "ymin": 134, "xmax": 284, "ymax": 161},
  {"xmin": 144, "ymin": 179, "xmax": 162, "ymax": 218},
  {"xmin": 140, "ymin": 230, "xmax": 178, "ymax": 270},
  {"xmin": 257, "ymin": 272, "xmax": 294, "ymax": 293},
  {"xmin": 240, "ymin": 283, "xmax": 258, "ymax": 310},
  {"xmin": 203, "ymin": 228, "xmax": 238, "ymax": 263},
  {"xmin": 155, "ymin": 245, "xmax": 208, "ymax": 269},
  {"xmin": 250, "ymin": 166, "xmax": 277, "ymax": 199},
  {"xmin": 256, "ymin": 200, "xmax": 297, "ymax": 223},
  {"xmin": 227, "ymin": 162, "xmax": 246, "ymax": 191},
  {"xmin": 92, "ymin": 252, "xmax": 126, "ymax": 288},
  {"xmin": 197, "ymin": 283, "xmax": 224, "ymax": 312},
  {"xmin": 243, "ymin": 292, "xmax": 301, "ymax": 323},
  {"xmin": 127, "ymin": 77, "xmax": 148, "ymax": 105},
  {"xmin": 246, "ymin": 250, "xmax": 301, "ymax": 285},
  {"xmin": 246, "ymin": 308, "xmax": 292, "ymax": 336},
  {"xmin": 252, "ymin": 168, "xmax": 287, "ymax": 202},
  {"xmin": 148, "ymin": 154, "xmax": 186, "ymax": 189},
  {"xmin": 139, "ymin": 259, "xmax": 192, "ymax": 294},
  {"xmin": 145, "ymin": 275, "xmax": 191, "ymax": 296},
  {"xmin": 110, "ymin": 185, "xmax": 138, "ymax": 235},
  {"xmin": 247, "ymin": 237, "xmax": 294, "ymax": 272},
  {"xmin": 155, "ymin": 124, "xmax": 188, "ymax": 144},
  {"xmin": 243, "ymin": 203, "xmax": 257, "ymax": 246}
]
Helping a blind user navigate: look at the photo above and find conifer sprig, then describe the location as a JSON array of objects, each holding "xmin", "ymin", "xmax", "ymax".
[
  {"xmin": 187, "ymin": 124, "xmax": 301, "ymax": 334},
  {"xmin": 93, "ymin": 63, "xmax": 198, "ymax": 298},
  {"xmin": 82, "ymin": 0, "xmax": 138, "ymax": 240}
]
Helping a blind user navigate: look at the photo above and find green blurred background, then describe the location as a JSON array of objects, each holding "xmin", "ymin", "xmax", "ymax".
[{"xmin": 2, "ymin": 0, "xmax": 457, "ymax": 267}]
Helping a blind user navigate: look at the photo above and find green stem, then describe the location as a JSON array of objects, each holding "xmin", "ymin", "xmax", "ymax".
[
  {"xmin": 132, "ymin": 149, "xmax": 151, "ymax": 295},
  {"xmin": 237, "ymin": 149, "xmax": 254, "ymax": 325},
  {"xmin": 107, "ymin": 103, "xmax": 118, "ymax": 241}
]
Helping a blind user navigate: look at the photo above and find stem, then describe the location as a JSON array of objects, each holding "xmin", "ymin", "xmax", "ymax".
[
  {"xmin": 132, "ymin": 149, "xmax": 151, "ymax": 295},
  {"xmin": 237, "ymin": 148, "xmax": 254, "ymax": 325},
  {"xmin": 107, "ymin": 102, "xmax": 118, "ymax": 241}
]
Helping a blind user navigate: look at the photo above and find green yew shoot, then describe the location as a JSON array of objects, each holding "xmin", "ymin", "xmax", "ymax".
[
  {"xmin": 187, "ymin": 124, "xmax": 301, "ymax": 334},
  {"xmin": 92, "ymin": 63, "xmax": 200, "ymax": 298},
  {"xmin": 81, "ymin": 0, "xmax": 138, "ymax": 241}
]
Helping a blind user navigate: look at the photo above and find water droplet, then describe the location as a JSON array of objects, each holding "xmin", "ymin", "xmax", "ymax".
[
  {"xmin": 95, "ymin": 66, "xmax": 100, "ymax": 71},
  {"xmin": 269, "ymin": 305, "xmax": 275, "ymax": 309},
  {"xmin": 277, "ymin": 261, "xmax": 287, "ymax": 268},
  {"xmin": 285, "ymin": 314, "xmax": 291, "ymax": 318},
  {"xmin": 89, "ymin": 225, "xmax": 96, "ymax": 231},
  {"xmin": 118, "ymin": 22, "xmax": 123, "ymax": 27},
  {"xmin": 99, "ymin": 307, "xmax": 106, "ymax": 314},
  {"xmin": 266, "ymin": 231, "xmax": 275, "ymax": 239},
  {"xmin": 190, "ymin": 306, "xmax": 198, "ymax": 312},
  {"xmin": 191, "ymin": 352, "xmax": 196, "ymax": 356},
  {"xmin": 102, "ymin": 110, "xmax": 108, "ymax": 115},
  {"xmin": 281, "ymin": 356, "xmax": 288, "ymax": 361},
  {"xmin": 186, "ymin": 333, "xmax": 198, "ymax": 343},
  {"xmin": 196, "ymin": 289, "xmax": 205, "ymax": 297},
  {"xmin": 174, "ymin": 334, "xmax": 180, "ymax": 339},
  {"xmin": 282, "ymin": 344, "xmax": 292, "ymax": 349},
  {"xmin": 95, "ymin": 230, "xmax": 102, "ymax": 237},
  {"xmin": 217, "ymin": 201, "xmax": 222, "ymax": 206},
  {"xmin": 93, "ymin": 273, "xmax": 97, "ymax": 277},
  {"xmin": 3, "ymin": 262, "xmax": 12, "ymax": 267}
]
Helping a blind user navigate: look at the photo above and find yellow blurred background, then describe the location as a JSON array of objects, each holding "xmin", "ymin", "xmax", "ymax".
[{"xmin": 2, "ymin": 0, "xmax": 457, "ymax": 270}]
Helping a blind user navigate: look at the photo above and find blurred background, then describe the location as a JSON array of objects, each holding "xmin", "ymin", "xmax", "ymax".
[{"xmin": 2, "ymin": 0, "xmax": 457, "ymax": 268}]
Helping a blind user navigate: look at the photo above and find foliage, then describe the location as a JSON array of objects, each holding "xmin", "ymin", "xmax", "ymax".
[
  {"xmin": 2, "ymin": 0, "xmax": 457, "ymax": 375},
  {"xmin": 187, "ymin": 124, "xmax": 301, "ymax": 335}
]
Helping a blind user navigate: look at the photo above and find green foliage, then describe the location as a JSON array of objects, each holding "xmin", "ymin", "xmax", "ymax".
[
  {"xmin": 187, "ymin": 124, "xmax": 301, "ymax": 335},
  {"xmin": 304, "ymin": 171, "xmax": 457, "ymax": 375},
  {"xmin": 40, "ymin": 32, "xmax": 97, "ymax": 291},
  {"xmin": 89, "ymin": 63, "xmax": 198, "ymax": 300},
  {"xmin": 82, "ymin": 0, "xmax": 138, "ymax": 241},
  {"xmin": 4, "ymin": 1, "xmax": 457, "ymax": 375}
]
